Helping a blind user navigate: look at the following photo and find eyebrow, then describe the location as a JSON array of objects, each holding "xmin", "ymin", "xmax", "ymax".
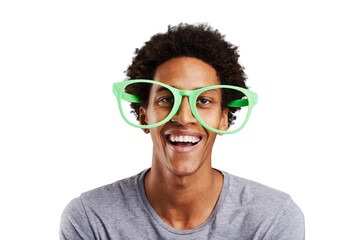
[
  {"xmin": 155, "ymin": 86, "xmax": 172, "ymax": 93},
  {"xmin": 155, "ymin": 86, "xmax": 219, "ymax": 93}
]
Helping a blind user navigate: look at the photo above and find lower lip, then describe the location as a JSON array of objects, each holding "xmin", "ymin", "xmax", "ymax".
[{"xmin": 166, "ymin": 139, "xmax": 201, "ymax": 153}]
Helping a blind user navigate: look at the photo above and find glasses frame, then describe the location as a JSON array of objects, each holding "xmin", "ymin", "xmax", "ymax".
[{"xmin": 113, "ymin": 79, "xmax": 258, "ymax": 134}]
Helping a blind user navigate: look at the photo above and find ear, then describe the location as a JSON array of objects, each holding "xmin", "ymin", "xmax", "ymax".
[
  {"xmin": 218, "ymin": 108, "xmax": 229, "ymax": 134},
  {"xmin": 139, "ymin": 107, "xmax": 150, "ymax": 134}
]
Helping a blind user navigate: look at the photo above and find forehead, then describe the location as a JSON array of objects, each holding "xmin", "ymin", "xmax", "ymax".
[{"xmin": 153, "ymin": 57, "xmax": 220, "ymax": 90}]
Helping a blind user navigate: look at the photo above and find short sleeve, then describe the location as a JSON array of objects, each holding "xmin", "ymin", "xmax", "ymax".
[
  {"xmin": 264, "ymin": 198, "xmax": 305, "ymax": 240},
  {"xmin": 60, "ymin": 197, "xmax": 95, "ymax": 240}
]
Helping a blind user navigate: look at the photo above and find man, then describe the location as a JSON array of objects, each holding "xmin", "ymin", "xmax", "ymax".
[{"xmin": 60, "ymin": 23, "xmax": 305, "ymax": 239}]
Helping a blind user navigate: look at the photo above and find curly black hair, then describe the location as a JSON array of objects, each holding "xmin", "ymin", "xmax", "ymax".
[{"xmin": 125, "ymin": 23, "xmax": 248, "ymax": 127}]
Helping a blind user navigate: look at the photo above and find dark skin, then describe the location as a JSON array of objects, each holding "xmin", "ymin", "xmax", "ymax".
[{"xmin": 140, "ymin": 57, "xmax": 228, "ymax": 230}]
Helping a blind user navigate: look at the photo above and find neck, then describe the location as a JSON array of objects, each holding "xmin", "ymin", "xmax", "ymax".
[{"xmin": 144, "ymin": 159, "xmax": 223, "ymax": 230}]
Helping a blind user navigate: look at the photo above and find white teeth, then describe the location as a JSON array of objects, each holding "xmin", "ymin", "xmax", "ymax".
[{"xmin": 169, "ymin": 135, "xmax": 200, "ymax": 143}]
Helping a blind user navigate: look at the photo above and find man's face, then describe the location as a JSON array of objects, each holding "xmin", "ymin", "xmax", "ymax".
[{"xmin": 140, "ymin": 57, "xmax": 228, "ymax": 177}]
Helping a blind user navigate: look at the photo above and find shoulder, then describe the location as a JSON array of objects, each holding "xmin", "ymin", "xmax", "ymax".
[
  {"xmin": 79, "ymin": 172, "xmax": 141, "ymax": 208},
  {"xmin": 60, "ymin": 175, "xmax": 136, "ymax": 221},
  {"xmin": 60, "ymin": 170, "xmax": 146, "ymax": 239},
  {"xmin": 224, "ymin": 172, "xmax": 295, "ymax": 211},
  {"xmin": 221, "ymin": 171, "xmax": 305, "ymax": 238},
  {"xmin": 60, "ymin": 196, "xmax": 93, "ymax": 239}
]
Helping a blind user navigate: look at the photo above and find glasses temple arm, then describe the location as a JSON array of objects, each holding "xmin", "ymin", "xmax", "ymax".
[
  {"xmin": 121, "ymin": 92, "xmax": 140, "ymax": 103},
  {"xmin": 227, "ymin": 99, "xmax": 249, "ymax": 107}
]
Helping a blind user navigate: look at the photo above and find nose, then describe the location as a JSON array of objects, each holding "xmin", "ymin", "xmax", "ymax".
[{"xmin": 171, "ymin": 97, "xmax": 197, "ymax": 125}]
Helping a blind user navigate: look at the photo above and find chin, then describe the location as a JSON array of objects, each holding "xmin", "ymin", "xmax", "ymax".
[{"xmin": 166, "ymin": 158, "xmax": 204, "ymax": 177}]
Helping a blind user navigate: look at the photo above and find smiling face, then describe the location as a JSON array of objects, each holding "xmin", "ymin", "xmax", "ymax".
[{"xmin": 139, "ymin": 57, "xmax": 228, "ymax": 177}]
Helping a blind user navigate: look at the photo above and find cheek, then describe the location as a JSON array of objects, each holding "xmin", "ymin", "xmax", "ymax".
[
  {"xmin": 203, "ymin": 131, "xmax": 218, "ymax": 156},
  {"xmin": 197, "ymin": 109, "xmax": 224, "ymax": 128},
  {"xmin": 146, "ymin": 106, "xmax": 171, "ymax": 125},
  {"xmin": 149, "ymin": 128, "xmax": 164, "ymax": 148},
  {"xmin": 146, "ymin": 107, "xmax": 158, "ymax": 124}
]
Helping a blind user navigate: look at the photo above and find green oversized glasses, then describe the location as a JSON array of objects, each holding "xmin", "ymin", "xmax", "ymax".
[{"xmin": 113, "ymin": 79, "xmax": 258, "ymax": 134}]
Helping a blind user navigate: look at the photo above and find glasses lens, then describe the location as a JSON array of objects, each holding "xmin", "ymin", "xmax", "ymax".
[
  {"xmin": 120, "ymin": 82, "xmax": 175, "ymax": 127},
  {"xmin": 196, "ymin": 87, "xmax": 249, "ymax": 132}
]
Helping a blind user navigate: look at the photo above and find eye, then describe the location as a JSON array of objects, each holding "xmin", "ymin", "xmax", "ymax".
[
  {"xmin": 197, "ymin": 98, "xmax": 211, "ymax": 105},
  {"xmin": 157, "ymin": 96, "xmax": 174, "ymax": 105}
]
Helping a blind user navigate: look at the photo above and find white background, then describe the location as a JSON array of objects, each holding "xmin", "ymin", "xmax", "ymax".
[{"xmin": 1, "ymin": 0, "xmax": 359, "ymax": 239}]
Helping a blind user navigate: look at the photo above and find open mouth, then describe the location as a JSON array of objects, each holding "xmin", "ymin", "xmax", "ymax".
[{"xmin": 167, "ymin": 135, "xmax": 202, "ymax": 147}]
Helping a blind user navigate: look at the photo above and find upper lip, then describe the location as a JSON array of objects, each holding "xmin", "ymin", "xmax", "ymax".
[{"xmin": 164, "ymin": 130, "xmax": 204, "ymax": 139}]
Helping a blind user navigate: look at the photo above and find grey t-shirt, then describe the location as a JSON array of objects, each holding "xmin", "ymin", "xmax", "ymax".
[{"xmin": 60, "ymin": 169, "xmax": 304, "ymax": 239}]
